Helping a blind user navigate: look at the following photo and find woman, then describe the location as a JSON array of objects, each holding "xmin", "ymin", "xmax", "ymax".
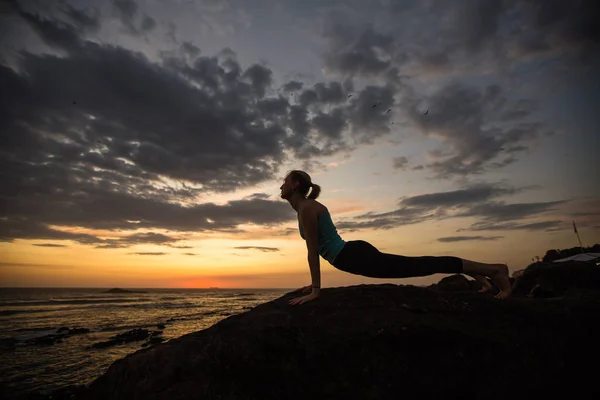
[{"xmin": 281, "ymin": 170, "xmax": 512, "ymax": 306}]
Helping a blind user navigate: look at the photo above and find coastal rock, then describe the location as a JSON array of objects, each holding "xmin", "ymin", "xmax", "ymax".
[
  {"xmin": 91, "ymin": 329, "xmax": 150, "ymax": 349},
  {"xmin": 83, "ymin": 282, "xmax": 600, "ymax": 400}
]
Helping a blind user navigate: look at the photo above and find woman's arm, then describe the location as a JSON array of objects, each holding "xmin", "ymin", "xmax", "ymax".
[{"xmin": 299, "ymin": 203, "xmax": 321, "ymax": 294}]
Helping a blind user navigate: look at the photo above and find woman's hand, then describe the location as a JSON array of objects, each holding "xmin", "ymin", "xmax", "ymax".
[{"xmin": 289, "ymin": 291, "xmax": 320, "ymax": 306}]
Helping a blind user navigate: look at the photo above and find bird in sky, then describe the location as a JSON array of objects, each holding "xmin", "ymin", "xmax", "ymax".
[
  {"xmin": 386, "ymin": 108, "xmax": 391, "ymax": 113},
  {"xmin": 423, "ymin": 110, "xmax": 429, "ymax": 115},
  {"xmin": 347, "ymin": 94, "xmax": 353, "ymax": 99}
]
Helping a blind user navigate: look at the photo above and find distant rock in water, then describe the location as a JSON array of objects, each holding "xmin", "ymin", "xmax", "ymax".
[
  {"xmin": 103, "ymin": 288, "xmax": 148, "ymax": 294},
  {"xmin": 77, "ymin": 279, "xmax": 599, "ymax": 400}
]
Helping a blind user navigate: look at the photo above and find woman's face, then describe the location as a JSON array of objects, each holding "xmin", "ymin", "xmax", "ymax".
[{"xmin": 280, "ymin": 175, "xmax": 296, "ymax": 199}]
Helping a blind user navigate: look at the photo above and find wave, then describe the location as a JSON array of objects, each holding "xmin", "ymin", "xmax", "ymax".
[
  {"xmin": 0, "ymin": 309, "xmax": 59, "ymax": 316},
  {"xmin": 0, "ymin": 298, "xmax": 149, "ymax": 307}
]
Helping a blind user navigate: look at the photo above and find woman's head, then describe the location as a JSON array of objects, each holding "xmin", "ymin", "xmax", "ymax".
[{"xmin": 280, "ymin": 170, "xmax": 321, "ymax": 200}]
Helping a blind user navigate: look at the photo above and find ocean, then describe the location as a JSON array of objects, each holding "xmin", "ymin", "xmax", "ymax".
[{"xmin": 0, "ymin": 287, "xmax": 290, "ymax": 397}]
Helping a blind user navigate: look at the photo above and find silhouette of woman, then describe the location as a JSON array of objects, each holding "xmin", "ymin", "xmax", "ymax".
[{"xmin": 281, "ymin": 170, "xmax": 511, "ymax": 305}]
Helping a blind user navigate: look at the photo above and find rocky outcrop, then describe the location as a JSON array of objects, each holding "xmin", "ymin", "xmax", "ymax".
[
  {"xmin": 429, "ymin": 273, "xmax": 482, "ymax": 291},
  {"xmin": 90, "ymin": 329, "xmax": 163, "ymax": 349},
  {"xmin": 511, "ymin": 261, "xmax": 600, "ymax": 298},
  {"xmin": 78, "ymin": 281, "xmax": 599, "ymax": 400}
]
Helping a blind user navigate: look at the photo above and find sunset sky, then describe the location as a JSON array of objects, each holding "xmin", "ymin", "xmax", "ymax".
[{"xmin": 1, "ymin": 0, "xmax": 598, "ymax": 289}]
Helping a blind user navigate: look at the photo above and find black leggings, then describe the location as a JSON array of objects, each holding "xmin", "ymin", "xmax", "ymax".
[{"xmin": 332, "ymin": 240, "xmax": 463, "ymax": 279}]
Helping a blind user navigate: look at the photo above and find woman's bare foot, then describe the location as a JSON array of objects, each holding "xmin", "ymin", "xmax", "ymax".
[
  {"xmin": 490, "ymin": 264, "xmax": 512, "ymax": 299},
  {"xmin": 461, "ymin": 260, "xmax": 512, "ymax": 299},
  {"xmin": 466, "ymin": 272, "xmax": 493, "ymax": 292},
  {"xmin": 476, "ymin": 275, "xmax": 493, "ymax": 293}
]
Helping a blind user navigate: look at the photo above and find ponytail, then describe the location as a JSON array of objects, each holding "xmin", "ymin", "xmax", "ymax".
[
  {"xmin": 307, "ymin": 183, "xmax": 321, "ymax": 200},
  {"xmin": 286, "ymin": 170, "xmax": 322, "ymax": 200}
]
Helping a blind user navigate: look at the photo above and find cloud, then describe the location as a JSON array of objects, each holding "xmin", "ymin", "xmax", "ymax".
[
  {"xmin": 32, "ymin": 243, "xmax": 68, "ymax": 247},
  {"xmin": 461, "ymin": 220, "xmax": 565, "ymax": 232},
  {"xmin": 399, "ymin": 183, "xmax": 522, "ymax": 208},
  {"xmin": 112, "ymin": 0, "xmax": 137, "ymax": 33},
  {"xmin": 141, "ymin": 15, "xmax": 156, "ymax": 32},
  {"xmin": 233, "ymin": 246, "xmax": 280, "ymax": 252},
  {"xmin": 400, "ymin": 82, "xmax": 545, "ymax": 178},
  {"xmin": 336, "ymin": 183, "xmax": 564, "ymax": 233},
  {"xmin": 282, "ymin": 80, "xmax": 303, "ymax": 92},
  {"xmin": 128, "ymin": 252, "xmax": 167, "ymax": 256},
  {"xmin": 392, "ymin": 156, "xmax": 408, "ymax": 170},
  {"xmin": 457, "ymin": 200, "xmax": 565, "ymax": 221},
  {"xmin": 0, "ymin": 261, "xmax": 75, "ymax": 269},
  {"xmin": 437, "ymin": 236, "xmax": 503, "ymax": 243},
  {"xmin": 182, "ymin": 253, "xmax": 196, "ymax": 256},
  {"xmin": 316, "ymin": 3, "xmax": 594, "ymax": 180},
  {"xmin": 322, "ymin": 23, "xmax": 395, "ymax": 77},
  {"xmin": 6, "ymin": 6, "xmax": 394, "ymax": 243}
]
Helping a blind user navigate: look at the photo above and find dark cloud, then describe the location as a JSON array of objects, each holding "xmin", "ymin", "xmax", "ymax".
[
  {"xmin": 180, "ymin": 41, "xmax": 200, "ymax": 59},
  {"xmin": 461, "ymin": 220, "xmax": 565, "ymax": 232},
  {"xmin": 282, "ymin": 80, "xmax": 303, "ymax": 92},
  {"xmin": 401, "ymin": 82, "xmax": 544, "ymax": 178},
  {"xmin": 437, "ymin": 236, "xmax": 503, "ymax": 243},
  {"xmin": 170, "ymin": 245, "xmax": 194, "ymax": 249},
  {"xmin": 336, "ymin": 183, "xmax": 564, "ymax": 233},
  {"xmin": 242, "ymin": 64, "xmax": 273, "ymax": 98},
  {"xmin": 32, "ymin": 243, "xmax": 68, "ymax": 247},
  {"xmin": 322, "ymin": 23, "xmax": 395, "ymax": 77},
  {"xmin": 457, "ymin": 201, "xmax": 565, "ymax": 221},
  {"xmin": 62, "ymin": 4, "xmax": 100, "ymax": 33},
  {"xmin": 234, "ymin": 246, "xmax": 280, "ymax": 252},
  {"xmin": 112, "ymin": 0, "xmax": 137, "ymax": 33},
  {"xmin": 392, "ymin": 156, "xmax": 408, "ymax": 170},
  {"xmin": 399, "ymin": 184, "xmax": 520, "ymax": 208},
  {"xmin": 182, "ymin": 253, "xmax": 196, "ymax": 256},
  {"xmin": 95, "ymin": 232, "xmax": 178, "ymax": 249},
  {"xmin": 141, "ymin": 15, "xmax": 156, "ymax": 31}
]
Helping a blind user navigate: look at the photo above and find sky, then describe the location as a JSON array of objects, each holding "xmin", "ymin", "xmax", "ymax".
[{"xmin": 1, "ymin": 0, "xmax": 599, "ymax": 289}]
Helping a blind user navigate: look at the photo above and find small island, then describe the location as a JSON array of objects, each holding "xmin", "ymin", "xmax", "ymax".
[{"xmin": 102, "ymin": 288, "xmax": 148, "ymax": 294}]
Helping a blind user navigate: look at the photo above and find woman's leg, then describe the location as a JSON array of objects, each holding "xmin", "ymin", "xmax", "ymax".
[
  {"xmin": 334, "ymin": 241, "xmax": 462, "ymax": 278},
  {"xmin": 334, "ymin": 241, "xmax": 511, "ymax": 299}
]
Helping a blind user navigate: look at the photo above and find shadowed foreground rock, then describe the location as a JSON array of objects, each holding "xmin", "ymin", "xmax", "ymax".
[{"xmin": 74, "ymin": 282, "xmax": 600, "ymax": 400}]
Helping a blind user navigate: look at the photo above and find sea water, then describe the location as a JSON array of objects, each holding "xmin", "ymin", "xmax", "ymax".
[{"xmin": 0, "ymin": 287, "xmax": 288, "ymax": 396}]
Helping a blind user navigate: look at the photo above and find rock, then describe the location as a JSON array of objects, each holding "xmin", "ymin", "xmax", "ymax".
[
  {"xmin": 91, "ymin": 329, "xmax": 150, "ymax": 349},
  {"xmin": 431, "ymin": 274, "xmax": 475, "ymax": 291},
  {"xmin": 69, "ymin": 328, "xmax": 90, "ymax": 335},
  {"xmin": 33, "ymin": 335, "xmax": 63, "ymax": 346},
  {"xmin": 512, "ymin": 261, "xmax": 600, "ymax": 298},
  {"xmin": 83, "ymin": 284, "xmax": 600, "ymax": 400},
  {"xmin": 0, "ymin": 337, "xmax": 17, "ymax": 351},
  {"xmin": 157, "ymin": 324, "xmax": 166, "ymax": 329}
]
